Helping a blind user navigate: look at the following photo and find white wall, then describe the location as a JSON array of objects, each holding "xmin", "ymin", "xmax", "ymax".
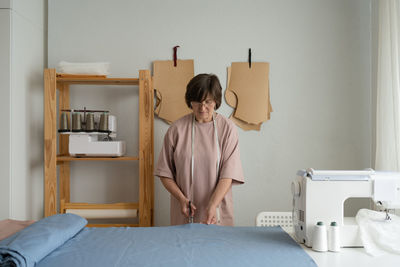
[
  {"xmin": 10, "ymin": 0, "xmax": 45, "ymax": 220},
  {"xmin": 0, "ymin": 0, "xmax": 11, "ymax": 8},
  {"xmin": 0, "ymin": 0, "xmax": 45, "ymax": 220},
  {"xmin": 48, "ymin": 0, "xmax": 372, "ymax": 226},
  {"xmin": 0, "ymin": 8, "xmax": 12, "ymax": 219},
  {"xmin": 371, "ymin": 0, "xmax": 378, "ymax": 167}
]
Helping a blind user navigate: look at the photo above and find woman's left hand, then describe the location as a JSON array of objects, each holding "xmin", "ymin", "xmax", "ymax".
[
  {"xmin": 203, "ymin": 205, "xmax": 217, "ymax": 225},
  {"xmin": 202, "ymin": 178, "xmax": 232, "ymax": 225}
]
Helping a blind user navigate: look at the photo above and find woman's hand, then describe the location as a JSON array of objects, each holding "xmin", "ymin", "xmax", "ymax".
[
  {"xmin": 204, "ymin": 204, "xmax": 217, "ymax": 225},
  {"xmin": 203, "ymin": 178, "xmax": 232, "ymax": 225},
  {"xmin": 180, "ymin": 198, "xmax": 196, "ymax": 218},
  {"xmin": 160, "ymin": 177, "xmax": 197, "ymax": 219}
]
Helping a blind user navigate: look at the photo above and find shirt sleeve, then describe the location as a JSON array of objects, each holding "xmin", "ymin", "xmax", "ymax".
[
  {"xmin": 154, "ymin": 127, "xmax": 176, "ymax": 179},
  {"xmin": 219, "ymin": 124, "xmax": 244, "ymax": 185}
]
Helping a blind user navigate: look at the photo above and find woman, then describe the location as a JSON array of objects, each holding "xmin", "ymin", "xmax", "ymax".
[{"xmin": 155, "ymin": 74, "xmax": 244, "ymax": 226}]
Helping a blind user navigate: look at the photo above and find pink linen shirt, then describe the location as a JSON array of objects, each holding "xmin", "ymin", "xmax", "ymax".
[{"xmin": 155, "ymin": 113, "xmax": 244, "ymax": 226}]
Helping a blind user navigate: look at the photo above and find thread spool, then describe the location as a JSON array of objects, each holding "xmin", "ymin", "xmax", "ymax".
[
  {"xmin": 85, "ymin": 113, "xmax": 95, "ymax": 132},
  {"xmin": 99, "ymin": 113, "xmax": 109, "ymax": 132},
  {"xmin": 108, "ymin": 115, "xmax": 117, "ymax": 133},
  {"xmin": 328, "ymin": 221, "xmax": 340, "ymax": 252},
  {"xmin": 312, "ymin": 221, "xmax": 328, "ymax": 252},
  {"xmin": 71, "ymin": 112, "xmax": 82, "ymax": 132},
  {"xmin": 59, "ymin": 112, "xmax": 70, "ymax": 132}
]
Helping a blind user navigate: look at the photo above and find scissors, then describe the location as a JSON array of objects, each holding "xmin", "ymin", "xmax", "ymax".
[{"xmin": 188, "ymin": 201, "xmax": 194, "ymax": 223}]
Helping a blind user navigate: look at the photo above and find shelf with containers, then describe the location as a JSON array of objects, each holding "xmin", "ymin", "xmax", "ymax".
[{"xmin": 43, "ymin": 69, "xmax": 154, "ymax": 227}]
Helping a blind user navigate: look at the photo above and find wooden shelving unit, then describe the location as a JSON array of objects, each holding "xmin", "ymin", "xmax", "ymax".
[{"xmin": 44, "ymin": 69, "xmax": 154, "ymax": 227}]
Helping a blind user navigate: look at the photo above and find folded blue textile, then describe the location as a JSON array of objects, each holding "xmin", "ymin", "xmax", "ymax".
[{"xmin": 0, "ymin": 213, "xmax": 87, "ymax": 267}]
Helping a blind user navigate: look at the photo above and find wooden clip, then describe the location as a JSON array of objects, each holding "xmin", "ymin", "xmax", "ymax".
[
  {"xmin": 248, "ymin": 48, "xmax": 252, "ymax": 68},
  {"xmin": 173, "ymin": 46, "xmax": 180, "ymax": 67}
]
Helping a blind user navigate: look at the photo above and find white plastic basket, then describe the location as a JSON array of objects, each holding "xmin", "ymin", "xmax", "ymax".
[{"xmin": 256, "ymin": 211, "xmax": 293, "ymax": 228}]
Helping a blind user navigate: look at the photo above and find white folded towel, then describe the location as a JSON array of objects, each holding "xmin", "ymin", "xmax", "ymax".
[
  {"xmin": 58, "ymin": 61, "xmax": 110, "ymax": 75},
  {"xmin": 356, "ymin": 209, "xmax": 400, "ymax": 256}
]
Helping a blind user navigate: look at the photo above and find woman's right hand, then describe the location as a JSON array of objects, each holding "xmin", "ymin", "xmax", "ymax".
[
  {"xmin": 180, "ymin": 198, "xmax": 196, "ymax": 218},
  {"xmin": 159, "ymin": 178, "xmax": 197, "ymax": 219}
]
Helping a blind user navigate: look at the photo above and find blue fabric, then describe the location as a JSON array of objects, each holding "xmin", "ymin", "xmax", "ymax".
[
  {"xmin": 37, "ymin": 223, "xmax": 316, "ymax": 267},
  {"xmin": 0, "ymin": 214, "xmax": 87, "ymax": 267}
]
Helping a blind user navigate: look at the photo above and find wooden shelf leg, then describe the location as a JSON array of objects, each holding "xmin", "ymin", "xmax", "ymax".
[
  {"xmin": 59, "ymin": 162, "xmax": 70, "ymax": 203},
  {"xmin": 58, "ymin": 83, "xmax": 70, "ymax": 203},
  {"xmin": 139, "ymin": 70, "xmax": 154, "ymax": 226},
  {"xmin": 44, "ymin": 69, "xmax": 57, "ymax": 217}
]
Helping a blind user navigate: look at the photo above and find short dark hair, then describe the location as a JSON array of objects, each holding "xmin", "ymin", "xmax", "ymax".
[{"xmin": 185, "ymin": 74, "xmax": 222, "ymax": 110}]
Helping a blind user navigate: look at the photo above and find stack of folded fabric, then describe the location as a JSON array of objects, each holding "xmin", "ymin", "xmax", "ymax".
[
  {"xmin": 57, "ymin": 61, "xmax": 110, "ymax": 76},
  {"xmin": 0, "ymin": 219, "xmax": 35, "ymax": 241},
  {"xmin": 0, "ymin": 214, "xmax": 87, "ymax": 267}
]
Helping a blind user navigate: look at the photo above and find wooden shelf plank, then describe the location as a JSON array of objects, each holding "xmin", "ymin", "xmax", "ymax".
[
  {"xmin": 63, "ymin": 202, "xmax": 139, "ymax": 210},
  {"xmin": 56, "ymin": 76, "xmax": 139, "ymax": 85},
  {"xmin": 57, "ymin": 155, "xmax": 139, "ymax": 162}
]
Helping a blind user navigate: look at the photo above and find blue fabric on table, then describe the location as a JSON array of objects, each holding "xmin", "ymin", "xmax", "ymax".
[
  {"xmin": 37, "ymin": 223, "xmax": 316, "ymax": 267},
  {"xmin": 0, "ymin": 214, "xmax": 87, "ymax": 267}
]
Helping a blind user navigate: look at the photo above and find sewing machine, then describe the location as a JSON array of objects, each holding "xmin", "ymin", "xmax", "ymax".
[
  {"xmin": 68, "ymin": 114, "xmax": 126, "ymax": 157},
  {"xmin": 59, "ymin": 110, "xmax": 126, "ymax": 157},
  {"xmin": 292, "ymin": 169, "xmax": 400, "ymax": 247}
]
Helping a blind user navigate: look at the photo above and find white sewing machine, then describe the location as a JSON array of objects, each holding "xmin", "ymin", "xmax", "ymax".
[
  {"xmin": 292, "ymin": 168, "xmax": 400, "ymax": 247},
  {"xmin": 68, "ymin": 115, "xmax": 126, "ymax": 157}
]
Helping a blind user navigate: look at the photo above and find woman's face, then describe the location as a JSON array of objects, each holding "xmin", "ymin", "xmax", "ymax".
[{"xmin": 191, "ymin": 94, "xmax": 216, "ymax": 123}]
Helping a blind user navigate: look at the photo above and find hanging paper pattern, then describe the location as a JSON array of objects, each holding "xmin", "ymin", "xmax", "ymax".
[
  {"xmin": 153, "ymin": 59, "xmax": 194, "ymax": 124},
  {"xmin": 225, "ymin": 62, "xmax": 272, "ymax": 131}
]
